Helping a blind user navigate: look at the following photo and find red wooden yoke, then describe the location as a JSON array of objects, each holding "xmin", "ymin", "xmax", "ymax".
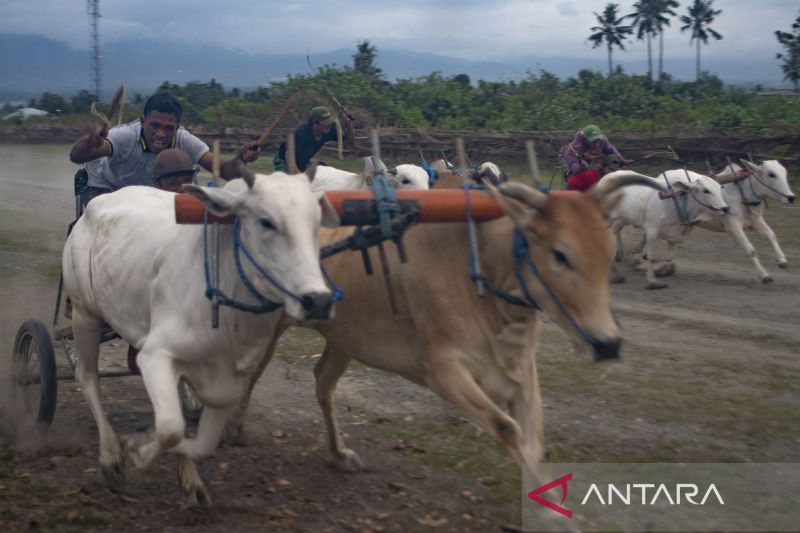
[
  {"xmin": 174, "ymin": 190, "xmax": 506, "ymax": 225},
  {"xmin": 174, "ymin": 189, "xmax": 577, "ymax": 226}
]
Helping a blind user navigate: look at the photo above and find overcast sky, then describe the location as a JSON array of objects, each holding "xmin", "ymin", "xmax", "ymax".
[{"xmin": 1, "ymin": 0, "xmax": 797, "ymax": 64}]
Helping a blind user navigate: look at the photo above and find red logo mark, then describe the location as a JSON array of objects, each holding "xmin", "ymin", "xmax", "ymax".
[{"xmin": 527, "ymin": 472, "xmax": 573, "ymax": 518}]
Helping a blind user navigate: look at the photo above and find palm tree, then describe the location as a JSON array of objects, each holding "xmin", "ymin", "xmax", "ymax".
[
  {"xmin": 653, "ymin": 0, "xmax": 680, "ymax": 80},
  {"xmin": 680, "ymin": 0, "xmax": 723, "ymax": 81},
  {"xmin": 627, "ymin": 0, "xmax": 660, "ymax": 80},
  {"xmin": 588, "ymin": 3, "xmax": 634, "ymax": 75},
  {"xmin": 775, "ymin": 11, "xmax": 800, "ymax": 93}
]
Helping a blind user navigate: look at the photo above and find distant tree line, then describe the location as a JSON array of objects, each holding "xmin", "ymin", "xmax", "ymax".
[{"xmin": 12, "ymin": 24, "xmax": 800, "ymax": 133}]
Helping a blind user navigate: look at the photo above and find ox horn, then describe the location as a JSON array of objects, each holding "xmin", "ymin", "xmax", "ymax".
[
  {"xmin": 591, "ymin": 171, "xmax": 667, "ymax": 200},
  {"xmin": 498, "ymin": 181, "xmax": 548, "ymax": 210},
  {"xmin": 236, "ymin": 157, "xmax": 256, "ymax": 189}
]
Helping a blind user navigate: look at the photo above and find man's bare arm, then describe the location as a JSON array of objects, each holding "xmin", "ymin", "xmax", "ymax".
[
  {"xmin": 198, "ymin": 143, "xmax": 261, "ymax": 181},
  {"xmin": 70, "ymin": 124, "xmax": 111, "ymax": 164}
]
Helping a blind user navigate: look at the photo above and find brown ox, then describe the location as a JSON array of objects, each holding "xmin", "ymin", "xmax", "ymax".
[{"xmin": 226, "ymin": 174, "xmax": 663, "ymax": 486}]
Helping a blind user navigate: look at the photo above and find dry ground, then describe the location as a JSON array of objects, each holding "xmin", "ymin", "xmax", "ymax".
[{"xmin": 0, "ymin": 146, "xmax": 798, "ymax": 531}]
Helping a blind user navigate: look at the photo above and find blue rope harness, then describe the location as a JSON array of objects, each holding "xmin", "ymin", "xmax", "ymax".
[
  {"xmin": 464, "ymin": 184, "xmax": 536, "ymax": 308},
  {"xmin": 463, "ymin": 185, "xmax": 608, "ymax": 351},
  {"xmin": 421, "ymin": 161, "xmax": 439, "ymax": 188},
  {"xmin": 370, "ymin": 170, "xmax": 401, "ymax": 239},
  {"xmin": 202, "ymin": 213, "xmax": 344, "ymax": 315}
]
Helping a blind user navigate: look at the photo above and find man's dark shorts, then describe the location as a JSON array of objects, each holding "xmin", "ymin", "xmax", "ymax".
[{"xmin": 74, "ymin": 169, "xmax": 111, "ymax": 209}]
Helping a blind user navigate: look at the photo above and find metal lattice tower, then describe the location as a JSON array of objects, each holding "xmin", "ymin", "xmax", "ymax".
[{"xmin": 86, "ymin": 0, "xmax": 101, "ymax": 102}]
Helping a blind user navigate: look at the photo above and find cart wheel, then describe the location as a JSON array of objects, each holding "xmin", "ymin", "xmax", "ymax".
[
  {"xmin": 12, "ymin": 319, "xmax": 58, "ymax": 430},
  {"xmin": 179, "ymin": 377, "xmax": 203, "ymax": 424}
]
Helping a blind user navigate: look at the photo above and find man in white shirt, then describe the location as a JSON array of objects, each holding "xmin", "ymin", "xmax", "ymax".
[{"xmin": 70, "ymin": 92, "xmax": 260, "ymax": 206}]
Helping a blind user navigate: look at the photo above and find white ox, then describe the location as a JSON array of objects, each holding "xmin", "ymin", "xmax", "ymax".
[
  {"xmin": 312, "ymin": 158, "xmax": 430, "ymax": 190},
  {"xmin": 62, "ymin": 165, "xmax": 339, "ymax": 505},
  {"xmin": 607, "ymin": 169, "xmax": 730, "ymax": 289},
  {"xmin": 429, "ymin": 159, "xmax": 508, "ymax": 188},
  {"xmin": 229, "ymin": 173, "xmax": 666, "ymax": 495},
  {"xmin": 697, "ymin": 160, "xmax": 795, "ymax": 283}
]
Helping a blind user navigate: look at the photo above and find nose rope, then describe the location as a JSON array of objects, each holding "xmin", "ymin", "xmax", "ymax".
[
  {"xmin": 462, "ymin": 184, "xmax": 602, "ymax": 350},
  {"xmin": 233, "ymin": 219, "xmax": 308, "ymax": 305},
  {"xmin": 749, "ymin": 172, "xmax": 793, "ymax": 201},
  {"xmin": 688, "ymin": 191, "xmax": 727, "ymax": 213},
  {"xmin": 512, "ymin": 229, "xmax": 603, "ymax": 350},
  {"xmin": 202, "ymin": 212, "xmax": 285, "ymax": 314}
]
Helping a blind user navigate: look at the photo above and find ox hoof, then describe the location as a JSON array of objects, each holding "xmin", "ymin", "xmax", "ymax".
[
  {"xmin": 184, "ymin": 482, "xmax": 213, "ymax": 508},
  {"xmin": 222, "ymin": 423, "xmax": 253, "ymax": 447},
  {"xmin": 778, "ymin": 262, "xmax": 788, "ymax": 270},
  {"xmin": 120, "ymin": 431, "xmax": 153, "ymax": 470},
  {"xmin": 614, "ymin": 251, "xmax": 624, "ymax": 263},
  {"xmin": 761, "ymin": 275, "xmax": 773, "ymax": 284},
  {"xmin": 101, "ymin": 461, "xmax": 126, "ymax": 491},
  {"xmin": 177, "ymin": 455, "xmax": 213, "ymax": 508},
  {"xmin": 332, "ymin": 449, "xmax": 365, "ymax": 472},
  {"xmin": 609, "ymin": 272, "xmax": 626, "ymax": 284},
  {"xmin": 654, "ymin": 263, "xmax": 676, "ymax": 278},
  {"xmin": 645, "ymin": 281, "xmax": 668, "ymax": 290}
]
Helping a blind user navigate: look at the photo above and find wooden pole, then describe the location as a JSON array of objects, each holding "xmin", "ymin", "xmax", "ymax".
[{"xmin": 287, "ymin": 133, "xmax": 298, "ymax": 174}]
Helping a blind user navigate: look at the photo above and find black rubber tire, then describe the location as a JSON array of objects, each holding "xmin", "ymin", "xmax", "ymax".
[
  {"xmin": 179, "ymin": 377, "xmax": 203, "ymax": 425},
  {"xmin": 12, "ymin": 319, "xmax": 58, "ymax": 430}
]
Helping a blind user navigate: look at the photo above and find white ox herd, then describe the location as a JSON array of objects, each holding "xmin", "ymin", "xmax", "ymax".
[
  {"xmin": 606, "ymin": 159, "xmax": 795, "ymax": 288},
  {"xmin": 59, "ymin": 152, "xmax": 793, "ymax": 510}
]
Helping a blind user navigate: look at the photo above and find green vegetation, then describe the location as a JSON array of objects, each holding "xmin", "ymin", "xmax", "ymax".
[{"xmin": 775, "ymin": 10, "xmax": 800, "ymax": 93}]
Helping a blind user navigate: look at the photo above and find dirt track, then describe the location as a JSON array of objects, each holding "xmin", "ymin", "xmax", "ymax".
[{"xmin": 0, "ymin": 145, "xmax": 798, "ymax": 531}]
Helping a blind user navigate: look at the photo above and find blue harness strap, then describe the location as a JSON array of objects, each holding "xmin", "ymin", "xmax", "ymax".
[
  {"xmin": 203, "ymin": 214, "xmax": 345, "ymax": 314},
  {"xmin": 463, "ymin": 186, "xmax": 610, "ymax": 352},
  {"xmin": 464, "ymin": 183, "xmax": 536, "ymax": 309},
  {"xmin": 203, "ymin": 214, "xmax": 285, "ymax": 314}
]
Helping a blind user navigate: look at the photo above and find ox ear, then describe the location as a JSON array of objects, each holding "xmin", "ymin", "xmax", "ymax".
[
  {"xmin": 183, "ymin": 184, "xmax": 242, "ymax": 217},
  {"xmin": 363, "ymin": 157, "xmax": 389, "ymax": 179},
  {"xmin": 495, "ymin": 182, "xmax": 547, "ymax": 229},
  {"xmin": 314, "ymin": 191, "xmax": 340, "ymax": 228}
]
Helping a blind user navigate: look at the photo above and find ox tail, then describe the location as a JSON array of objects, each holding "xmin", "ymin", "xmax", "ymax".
[{"xmin": 592, "ymin": 171, "xmax": 668, "ymax": 199}]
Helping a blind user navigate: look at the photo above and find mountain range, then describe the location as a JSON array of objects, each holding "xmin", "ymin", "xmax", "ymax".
[{"xmin": 0, "ymin": 34, "xmax": 790, "ymax": 102}]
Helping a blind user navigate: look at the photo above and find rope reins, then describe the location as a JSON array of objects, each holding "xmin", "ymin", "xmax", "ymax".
[
  {"xmin": 203, "ymin": 212, "xmax": 343, "ymax": 316},
  {"xmin": 463, "ymin": 184, "xmax": 608, "ymax": 352}
]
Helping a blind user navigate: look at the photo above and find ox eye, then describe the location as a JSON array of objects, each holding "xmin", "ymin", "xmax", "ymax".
[
  {"xmin": 553, "ymin": 250, "xmax": 570, "ymax": 268},
  {"xmin": 402, "ymin": 178, "xmax": 411, "ymax": 184},
  {"xmin": 702, "ymin": 188, "xmax": 710, "ymax": 194},
  {"xmin": 260, "ymin": 218, "xmax": 276, "ymax": 230},
  {"xmin": 768, "ymin": 172, "xmax": 776, "ymax": 178}
]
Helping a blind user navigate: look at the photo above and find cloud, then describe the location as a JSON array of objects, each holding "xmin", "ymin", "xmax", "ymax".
[
  {"xmin": 557, "ymin": 2, "xmax": 578, "ymax": 17},
  {"xmin": 0, "ymin": 0, "xmax": 796, "ymax": 65}
]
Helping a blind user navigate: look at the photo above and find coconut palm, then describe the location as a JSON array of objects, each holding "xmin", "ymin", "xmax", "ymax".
[
  {"xmin": 775, "ymin": 11, "xmax": 800, "ymax": 93},
  {"xmin": 588, "ymin": 3, "xmax": 634, "ymax": 75},
  {"xmin": 627, "ymin": 0, "xmax": 660, "ymax": 80},
  {"xmin": 653, "ymin": 0, "xmax": 680, "ymax": 80},
  {"xmin": 680, "ymin": 0, "xmax": 723, "ymax": 81}
]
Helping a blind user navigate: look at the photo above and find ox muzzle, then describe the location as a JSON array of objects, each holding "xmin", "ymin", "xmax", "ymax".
[
  {"xmin": 591, "ymin": 337, "xmax": 621, "ymax": 361},
  {"xmin": 301, "ymin": 291, "xmax": 335, "ymax": 320}
]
